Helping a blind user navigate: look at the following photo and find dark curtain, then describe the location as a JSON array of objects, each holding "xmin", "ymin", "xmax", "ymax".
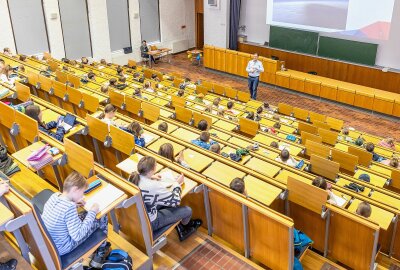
[{"xmin": 229, "ymin": 0, "xmax": 241, "ymax": 50}]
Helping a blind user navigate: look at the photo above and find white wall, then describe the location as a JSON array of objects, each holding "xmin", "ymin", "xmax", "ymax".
[
  {"xmin": 0, "ymin": 0, "xmax": 16, "ymax": 53},
  {"xmin": 237, "ymin": 0, "xmax": 400, "ymax": 69},
  {"xmin": 204, "ymin": 0, "xmax": 230, "ymax": 48},
  {"xmin": 0, "ymin": 0, "xmax": 195, "ymax": 64},
  {"xmin": 239, "ymin": 0, "xmax": 269, "ymax": 45}
]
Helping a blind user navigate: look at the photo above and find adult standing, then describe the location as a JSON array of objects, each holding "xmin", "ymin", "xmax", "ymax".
[
  {"xmin": 246, "ymin": 53, "xmax": 264, "ymax": 100},
  {"xmin": 140, "ymin": 40, "xmax": 156, "ymax": 65}
]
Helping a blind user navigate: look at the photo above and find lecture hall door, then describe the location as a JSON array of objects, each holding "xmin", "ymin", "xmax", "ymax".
[{"xmin": 195, "ymin": 0, "xmax": 204, "ymax": 48}]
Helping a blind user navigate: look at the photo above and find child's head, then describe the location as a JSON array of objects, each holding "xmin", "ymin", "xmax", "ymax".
[
  {"xmin": 177, "ymin": 89, "xmax": 184, "ymax": 97},
  {"xmin": 198, "ymin": 120, "xmax": 208, "ymax": 131},
  {"xmin": 26, "ymin": 105, "xmax": 45, "ymax": 127},
  {"xmin": 144, "ymin": 82, "xmax": 151, "ymax": 89},
  {"xmin": 19, "ymin": 55, "xmax": 27, "ymax": 62},
  {"xmin": 272, "ymin": 115, "xmax": 280, "ymax": 121},
  {"xmin": 151, "ymin": 74, "xmax": 158, "ymax": 80},
  {"xmin": 210, "ymin": 143, "xmax": 221, "ymax": 154},
  {"xmin": 158, "ymin": 143, "xmax": 175, "ymax": 162},
  {"xmin": 88, "ymin": 72, "xmax": 95, "ymax": 80},
  {"xmin": 119, "ymin": 76, "xmax": 126, "ymax": 83},
  {"xmin": 217, "ymin": 108, "xmax": 224, "ymax": 116},
  {"xmin": 273, "ymin": 122, "xmax": 281, "ymax": 129},
  {"xmin": 63, "ymin": 171, "xmax": 88, "ymax": 202},
  {"xmin": 389, "ymin": 158, "xmax": 399, "ymax": 168},
  {"xmin": 109, "ymin": 78, "xmax": 117, "ymax": 86},
  {"xmin": 100, "ymin": 59, "xmax": 107, "ymax": 65},
  {"xmin": 358, "ymin": 173, "xmax": 370, "ymax": 182},
  {"xmin": 356, "ymin": 201, "xmax": 372, "ymax": 218},
  {"xmin": 104, "ymin": 104, "xmax": 117, "ymax": 119},
  {"xmin": 246, "ymin": 112, "xmax": 255, "ymax": 120},
  {"xmin": 270, "ymin": 141, "xmax": 279, "ymax": 148},
  {"xmin": 365, "ymin": 142, "xmax": 375, "ymax": 153},
  {"xmin": 213, "ymin": 97, "xmax": 221, "ymax": 107},
  {"xmin": 3, "ymin": 47, "xmax": 11, "ymax": 54},
  {"xmin": 116, "ymin": 67, "xmax": 123, "ymax": 75},
  {"xmin": 312, "ymin": 176, "xmax": 327, "ymax": 190},
  {"xmin": 342, "ymin": 127, "xmax": 349, "ymax": 136},
  {"xmin": 81, "ymin": 57, "xmax": 89, "ymax": 64},
  {"xmin": 384, "ymin": 137, "xmax": 395, "ymax": 147},
  {"xmin": 280, "ymin": 149, "xmax": 290, "ymax": 162},
  {"xmin": 256, "ymin": 106, "xmax": 263, "ymax": 114},
  {"xmin": 158, "ymin": 122, "xmax": 168, "ymax": 132},
  {"xmin": 127, "ymin": 121, "xmax": 143, "ymax": 137},
  {"xmin": 227, "ymin": 101, "xmax": 234, "ymax": 109},
  {"xmin": 101, "ymin": 85, "xmax": 109, "ymax": 94},
  {"xmin": 230, "ymin": 177, "xmax": 245, "ymax": 194},
  {"xmin": 128, "ymin": 156, "xmax": 157, "ymax": 185},
  {"xmin": 18, "ymin": 65, "xmax": 25, "ymax": 73},
  {"xmin": 134, "ymin": 88, "xmax": 142, "ymax": 96},
  {"xmin": 200, "ymin": 131, "xmax": 210, "ymax": 143}
]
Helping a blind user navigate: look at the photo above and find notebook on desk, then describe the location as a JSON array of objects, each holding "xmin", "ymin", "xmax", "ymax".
[
  {"xmin": 142, "ymin": 133, "xmax": 154, "ymax": 144},
  {"xmin": 84, "ymin": 182, "xmax": 124, "ymax": 213}
]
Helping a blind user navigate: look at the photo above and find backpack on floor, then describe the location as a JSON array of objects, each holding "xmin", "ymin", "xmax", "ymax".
[{"xmin": 102, "ymin": 249, "xmax": 133, "ymax": 270}]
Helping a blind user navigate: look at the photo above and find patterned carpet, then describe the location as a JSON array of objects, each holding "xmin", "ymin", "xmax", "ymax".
[
  {"xmin": 173, "ymin": 239, "xmax": 257, "ymax": 270},
  {"xmin": 151, "ymin": 54, "xmax": 400, "ymax": 142}
]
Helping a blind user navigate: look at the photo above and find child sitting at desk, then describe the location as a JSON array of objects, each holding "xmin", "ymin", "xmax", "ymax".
[
  {"xmin": 275, "ymin": 149, "xmax": 297, "ymax": 168},
  {"xmin": 193, "ymin": 93, "xmax": 205, "ymax": 104},
  {"xmin": 225, "ymin": 101, "xmax": 236, "ymax": 115},
  {"xmin": 25, "ymin": 105, "xmax": 67, "ymax": 142},
  {"xmin": 128, "ymin": 156, "xmax": 201, "ymax": 241},
  {"xmin": 109, "ymin": 78, "xmax": 117, "ymax": 88},
  {"xmin": 381, "ymin": 157, "xmax": 400, "ymax": 169},
  {"xmin": 42, "ymin": 172, "xmax": 110, "ymax": 268},
  {"xmin": 356, "ymin": 201, "xmax": 372, "ymax": 218},
  {"xmin": 120, "ymin": 121, "xmax": 146, "ymax": 147},
  {"xmin": 210, "ymin": 143, "xmax": 221, "ymax": 154},
  {"xmin": 378, "ymin": 137, "xmax": 396, "ymax": 150},
  {"xmin": 312, "ymin": 176, "xmax": 339, "ymax": 206},
  {"xmin": 176, "ymin": 89, "xmax": 185, "ymax": 97},
  {"xmin": 143, "ymin": 81, "xmax": 155, "ymax": 93},
  {"xmin": 87, "ymin": 71, "xmax": 96, "ymax": 81},
  {"xmin": 191, "ymin": 131, "xmax": 217, "ymax": 150},
  {"xmin": 197, "ymin": 119, "xmax": 208, "ymax": 131},
  {"xmin": 365, "ymin": 142, "xmax": 385, "ymax": 162},
  {"xmin": 0, "ymin": 182, "xmax": 19, "ymax": 270},
  {"xmin": 230, "ymin": 177, "xmax": 246, "ymax": 195},
  {"xmin": 3, "ymin": 47, "xmax": 13, "ymax": 57},
  {"xmin": 99, "ymin": 104, "xmax": 118, "ymax": 127},
  {"xmin": 158, "ymin": 143, "xmax": 190, "ymax": 169},
  {"xmin": 115, "ymin": 76, "xmax": 127, "ymax": 90},
  {"xmin": 0, "ymin": 65, "xmax": 16, "ymax": 85},
  {"xmin": 158, "ymin": 122, "xmax": 168, "ymax": 133}
]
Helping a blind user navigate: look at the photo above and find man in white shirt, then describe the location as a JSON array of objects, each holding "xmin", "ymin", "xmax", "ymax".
[{"xmin": 246, "ymin": 53, "xmax": 264, "ymax": 100}]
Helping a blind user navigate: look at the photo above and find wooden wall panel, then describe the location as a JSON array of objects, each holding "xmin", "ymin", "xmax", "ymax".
[
  {"xmin": 214, "ymin": 48, "xmax": 226, "ymax": 72},
  {"xmin": 203, "ymin": 45, "xmax": 215, "ymax": 69},
  {"xmin": 225, "ymin": 49, "xmax": 238, "ymax": 74},
  {"xmin": 237, "ymin": 52, "xmax": 251, "ymax": 77},
  {"xmin": 238, "ymin": 42, "xmax": 400, "ymax": 94}
]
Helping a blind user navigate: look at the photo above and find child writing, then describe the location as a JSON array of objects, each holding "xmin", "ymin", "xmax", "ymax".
[
  {"xmin": 275, "ymin": 149, "xmax": 297, "ymax": 167},
  {"xmin": 42, "ymin": 172, "xmax": 109, "ymax": 268},
  {"xmin": 121, "ymin": 121, "xmax": 146, "ymax": 147},
  {"xmin": 128, "ymin": 156, "xmax": 201, "ymax": 241},
  {"xmin": 158, "ymin": 143, "xmax": 190, "ymax": 169}
]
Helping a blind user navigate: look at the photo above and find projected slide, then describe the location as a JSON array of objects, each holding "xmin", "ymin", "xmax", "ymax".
[{"xmin": 267, "ymin": 0, "xmax": 395, "ymax": 40}]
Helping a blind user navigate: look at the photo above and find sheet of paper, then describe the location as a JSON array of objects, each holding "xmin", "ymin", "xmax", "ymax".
[
  {"xmin": 142, "ymin": 133, "xmax": 154, "ymax": 144},
  {"xmin": 331, "ymin": 193, "xmax": 347, "ymax": 207},
  {"xmin": 84, "ymin": 183, "xmax": 124, "ymax": 212}
]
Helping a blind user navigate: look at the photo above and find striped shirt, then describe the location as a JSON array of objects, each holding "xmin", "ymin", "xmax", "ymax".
[{"xmin": 42, "ymin": 193, "xmax": 97, "ymax": 255}]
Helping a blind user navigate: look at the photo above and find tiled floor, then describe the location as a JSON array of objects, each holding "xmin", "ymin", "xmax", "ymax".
[
  {"xmin": 174, "ymin": 239, "xmax": 256, "ymax": 270},
  {"xmin": 152, "ymin": 54, "xmax": 400, "ymax": 141}
]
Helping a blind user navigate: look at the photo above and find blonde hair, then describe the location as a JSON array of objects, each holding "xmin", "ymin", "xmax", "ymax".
[
  {"xmin": 63, "ymin": 171, "xmax": 87, "ymax": 192},
  {"xmin": 356, "ymin": 201, "xmax": 372, "ymax": 218}
]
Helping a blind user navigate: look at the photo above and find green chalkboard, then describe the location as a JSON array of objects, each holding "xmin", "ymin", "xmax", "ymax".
[
  {"xmin": 269, "ymin": 26, "xmax": 319, "ymax": 55},
  {"xmin": 318, "ymin": 36, "xmax": 378, "ymax": 66}
]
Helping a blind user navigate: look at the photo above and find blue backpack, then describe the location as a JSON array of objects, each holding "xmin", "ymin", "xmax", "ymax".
[{"xmin": 101, "ymin": 249, "xmax": 133, "ymax": 270}]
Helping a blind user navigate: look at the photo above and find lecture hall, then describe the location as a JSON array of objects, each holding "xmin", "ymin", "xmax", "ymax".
[{"xmin": 0, "ymin": 0, "xmax": 400, "ymax": 269}]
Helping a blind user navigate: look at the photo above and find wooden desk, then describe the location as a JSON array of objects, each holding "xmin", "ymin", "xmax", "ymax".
[
  {"xmin": 213, "ymin": 120, "xmax": 236, "ymax": 131},
  {"xmin": 220, "ymin": 146, "xmax": 251, "ymax": 165},
  {"xmin": 209, "ymin": 128, "xmax": 232, "ymax": 141},
  {"xmin": 369, "ymin": 164, "xmax": 392, "ymax": 177},
  {"xmin": 253, "ymin": 133, "xmax": 276, "ymax": 146},
  {"xmin": 354, "ymin": 169, "xmax": 387, "ymax": 188},
  {"xmin": 12, "ymin": 141, "xmax": 61, "ymax": 172},
  {"xmin": 334, "ymin": 143, "xmax": 348, "ymax": 152},
  {"xmin": 0, "ymin": 203, "xmax": 14, "ymax": 229},
  {"xmin": 150, "ymin": 120, "xmax": 178, "ymax": 134},
  {"xmin": 157, "ymin": 168, "xmax": 198, "ymax": 198},
  {"xmin": 244, "ymin": 175, "xmax": 282, "ymax": 206},
  {"xmin": 84, "ymin": 177, "xmax": 127, "ymax": 219},
  {"xmin": 244, "ymin": 157, "xmax": 281, "ymax": 178},
  {"xmin": 347, "ymin": 198, "xmax": 394, "ymax": 231},
  {"xmin": 370, "ymin": 191, "xmax": 400, "ymax": 210},
  {"xmin": 203, "ymin": 161, "xmax": 246, "ymax": 185},
  {"xmin": 147, "ymin": 138, "xmax": 185, "ymax": 155},
  {"xmin": 274, "ymin": 170, "xmax": 311, "ymax": 185},
  {"xmin": 150, "ymin": 97, "xmax": 169, "ymax": 106},
  {"xmin": 170, "ymin": 128, "xmax": 200, "ymax": 142},
  {"xmin": 41, "ymin": 109, "xmax": 84, "ymax": 137},
  {"xmin": 116, "ymin": 153, "xmax": 164, "ymax": 174},
  {"xmin": 181, "ymin": 149, "xmax": 214, "ymax": 172}
]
